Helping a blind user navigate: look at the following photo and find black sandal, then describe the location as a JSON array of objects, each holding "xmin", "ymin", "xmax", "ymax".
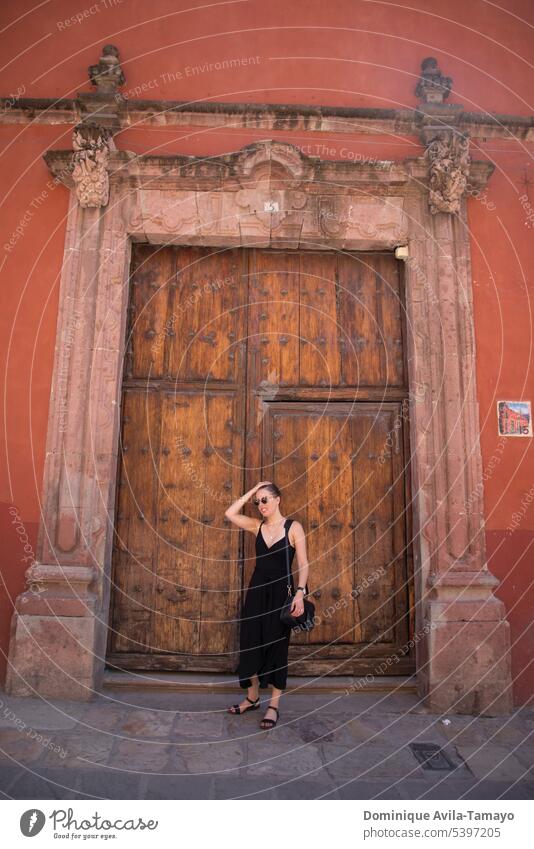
[
  {"xmin": 227, "ymin": 696, "xmax": 260, "ymax": 715},
  {"xmin": 260, "ymin": 705, "xmax": 279, "ymax": 729}
]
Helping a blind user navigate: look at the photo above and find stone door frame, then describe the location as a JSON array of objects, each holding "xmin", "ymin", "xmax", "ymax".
[{"xmin": 6, "ymin": 139, "xmax": 513, "ymax": 714}]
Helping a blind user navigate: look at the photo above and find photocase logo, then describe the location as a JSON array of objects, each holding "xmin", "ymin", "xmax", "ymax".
[{"xmin": 20, "ymin": 809, "xmax": 46, "ymax": 836}]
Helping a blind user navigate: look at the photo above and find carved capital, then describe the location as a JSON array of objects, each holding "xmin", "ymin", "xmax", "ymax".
[
  {"xmin": 425, "ymin": 131, "xmax": 470, "ymax": 214},
  {"xmin": 71, "ymin": 124, "xmax": 115, "ymax": 207},
  {"xmin": 415, "ymin": 57, "xmax": 453, "ymax": 104}
]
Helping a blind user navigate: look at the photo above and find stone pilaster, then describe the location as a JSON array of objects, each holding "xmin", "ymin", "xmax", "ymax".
[
  {"xmin": 402, "ymin": 192, "xmax": 512, "ymax": 714},
  {"xmin": 5, "ymin": 189, "xmax": 131, "ymax": 700}
]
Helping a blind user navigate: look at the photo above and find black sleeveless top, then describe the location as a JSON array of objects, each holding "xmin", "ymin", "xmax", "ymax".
[{"xmin": 254, "ymin": 517, "xmax": 296, "ymax": 581}]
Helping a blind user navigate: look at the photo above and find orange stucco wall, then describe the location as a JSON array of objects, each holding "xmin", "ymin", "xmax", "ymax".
[{"xmin": 1, "ymin": 0, "xmax": 533, "ymax": 704}]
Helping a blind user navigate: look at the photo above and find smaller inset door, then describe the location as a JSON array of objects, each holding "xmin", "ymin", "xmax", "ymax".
[{"xmin": 252, "ymin": 400, "xmax": 413, "ymax": 674}]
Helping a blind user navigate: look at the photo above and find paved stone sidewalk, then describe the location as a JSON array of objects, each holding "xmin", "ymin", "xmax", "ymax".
[{"xmin": 1, "ymin": 688, "xmax": 533, "ymax": 800}]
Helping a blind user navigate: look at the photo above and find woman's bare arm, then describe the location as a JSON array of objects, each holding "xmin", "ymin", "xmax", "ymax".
[
  {"xmin": 289, "ymin": 521, "xmax": 310, "ymax": 592},
  {"xmin": 224, "ymin": 481, "xmax": 271, "ymax": 534}
]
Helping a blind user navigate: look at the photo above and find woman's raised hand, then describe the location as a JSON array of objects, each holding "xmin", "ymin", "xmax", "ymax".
[{"xmin": 254, "ymin": 481, "xmax": 272, "ymax": 492}]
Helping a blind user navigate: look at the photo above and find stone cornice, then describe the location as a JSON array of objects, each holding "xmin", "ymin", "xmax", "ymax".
[
  {"xmin": 2, "ymin": 95, "xmax": 534, "ymax": 142},
  {"xmin": 44, "ymin": 145, "xmax": 495, "ymax": 196}
]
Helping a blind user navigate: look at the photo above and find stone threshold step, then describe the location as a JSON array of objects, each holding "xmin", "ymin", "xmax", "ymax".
[{"xmin": 103, "ymin": 670, "xmax": 417, "ymax": 694}]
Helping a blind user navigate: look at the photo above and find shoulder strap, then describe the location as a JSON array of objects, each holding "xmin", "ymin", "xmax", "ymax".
[
  {"xmin": 286, "ymin": 518, "xmax": 294, "ymax": 547},
  {"xmin": 284, "ymin": 520, "xmax": 292, "ymax": 595}
]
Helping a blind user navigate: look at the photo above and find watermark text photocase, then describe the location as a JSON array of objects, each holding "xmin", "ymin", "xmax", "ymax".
[
  {"xmin": 506, "ymin": 483, "xmax": 534, "ymax": 535},
  {"xmin": 518, "ymin": 193, "xmax": 534, "ymax": 228},
  {"xmin": 344, "ymin": 621, "xmax": 438, "ymax": 694},
  {"xmin": 8, "ymin": 506, "xmax": 37, "ymax": 568},
  {"xmin": 460, "ymin": 436, "xmax": 506, "ymax": 516}
]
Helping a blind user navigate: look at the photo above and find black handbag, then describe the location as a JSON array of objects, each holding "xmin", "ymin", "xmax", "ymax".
[{"xmin": 279, "ymin": 521, "xmax": 316, "ymax": 632}]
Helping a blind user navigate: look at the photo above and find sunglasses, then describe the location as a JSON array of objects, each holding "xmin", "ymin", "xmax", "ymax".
[{"xmin": 253, "ymin": 496, "xmax": 276, "ymax": 505}]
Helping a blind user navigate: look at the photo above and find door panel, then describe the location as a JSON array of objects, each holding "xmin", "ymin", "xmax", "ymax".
[
  {"xmin": 125, "ymin": 248, "xmax": 173, "ymax": 380},
  {"xmin": 166, "ymin": 247, "xmax": 244, "ymax": 382},
  {"xmin": 350, "ymin": 407, "xmax": 407, "ymax": 646},
  {"xmin": 261, "ymin": 401, "xmax": 408, "ymax": 652},
  {"xmin": 108, "ymin": 245, "xmax": 413, "ymax": 675},
  {"xmin": 247, "ymin": 249, "xmax": 404, "ymax": 389},
  {"xmin": 298, "ymin": 252, "xmax": 340, "ymax": 386},
  {"xmin": 336, "ymin": 251, "xmax": 405, "ymax": 387},
  {"xmin": 113, "ymin": 390, "xmax": 162, "ymax": 558},
  {"xmin": 247, "ymin": 250, "xmax": 301, "ymax": 388}
]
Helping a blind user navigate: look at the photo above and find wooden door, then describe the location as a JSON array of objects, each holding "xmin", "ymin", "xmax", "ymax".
[
  {"xmin": 108, "ymin": 246, "xmax": 247, "ymax": 669},
  {"xmin": 259, "ymin": 400, "xmax": 411, "ymax": 675},
  {"xmin": 107, "ymin": 246, "xmax": 414, "ymax": 675}
]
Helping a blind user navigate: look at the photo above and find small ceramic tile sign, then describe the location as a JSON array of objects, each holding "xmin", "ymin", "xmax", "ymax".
[{"xmin": 497, "ymin": 400, "xmax": 532, "ymax": 437}]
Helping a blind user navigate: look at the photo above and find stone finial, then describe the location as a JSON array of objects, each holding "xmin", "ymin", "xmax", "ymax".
[
  {"xmin": 416, "ymin": 57, "xmax": 452, "ymax": 104},
  {"xmin": 71, "ymin": 125, "xmax": 114, "ymax": 207},
  {"xmin": 88, "ymin": 44, "xmax": 125, "ymax": 93},
  {"xmin": 425, "ymin": 132, "xmax": 470, "ymax": 214}
]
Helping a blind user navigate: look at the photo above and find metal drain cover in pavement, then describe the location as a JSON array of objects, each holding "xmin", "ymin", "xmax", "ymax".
[{"xmin": 410, "ymin": 742, "xmax": 457, "ymax": 771}]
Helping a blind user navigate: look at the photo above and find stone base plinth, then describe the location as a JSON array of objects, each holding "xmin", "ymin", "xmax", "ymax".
[
  {"xmin": 5, "ymin": 564, "xmax": 101, "ymax": 701},
  {"xmin": 6, "ymin": 613, "xmax": 99, "ymax": 701},
  {"xmin": 424, "ymin": 572, "xmax": 513, "ymax": 716}
]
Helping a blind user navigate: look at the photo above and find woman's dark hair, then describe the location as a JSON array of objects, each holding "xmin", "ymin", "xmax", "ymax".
[{"xmin": 258, "ymin": 482, "xmax": 281, "ymax": 499}]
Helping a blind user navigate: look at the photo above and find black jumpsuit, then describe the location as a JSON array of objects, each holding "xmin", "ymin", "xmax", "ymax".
[{"xmin": 236, "ymin": 517, "xmax": 296, "ymax": 691}]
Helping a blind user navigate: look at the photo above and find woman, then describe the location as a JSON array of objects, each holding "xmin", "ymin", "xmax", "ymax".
[{"xmin": 225, "ymin": 481, "xmax": 309, "ymax": 729}]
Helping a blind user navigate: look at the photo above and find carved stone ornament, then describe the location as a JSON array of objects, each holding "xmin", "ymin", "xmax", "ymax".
[
  {"xmin": 425, "ymin": 132, "xmax": 470, "ymax": 214},
  {"xmin": 416, "ymin": 57, "xmax": 453, "ymax": 104},
  {"xmin": 71, "ymin": 125, "xmax": 114, "ymax": 207},
  {"xmin": 88, "ymin": 44, "xmax": 125, "ymax": 93}
]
